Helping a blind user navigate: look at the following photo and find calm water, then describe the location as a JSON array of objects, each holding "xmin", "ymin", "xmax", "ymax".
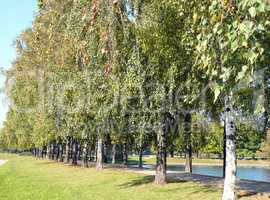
[{"xmin": 142, "ymin": 164, "xmax": 270, "ymax": 183}]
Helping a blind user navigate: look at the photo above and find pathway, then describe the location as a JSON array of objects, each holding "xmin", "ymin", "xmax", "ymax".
[
  {"xmin": 126, "ymin": 166, "xmax": 270, "ymax": 198},
  {"xmin": 0, "ymin": 160, "xmax": 7, "ymax": 166}
]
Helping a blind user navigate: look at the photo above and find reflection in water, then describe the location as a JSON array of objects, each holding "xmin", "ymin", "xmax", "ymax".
[{"xmin": 142, "ymin": 164, "xmax": 270, "ymax": 183}]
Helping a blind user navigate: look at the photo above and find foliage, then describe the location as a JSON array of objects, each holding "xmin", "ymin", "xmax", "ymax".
[
  {"xmin": 0, "ymin": 0, "xmax": 269, "ymax": 163},
  {"xmin": 236, "ymin": 122, "xmax": 264, "ymax": 158}
]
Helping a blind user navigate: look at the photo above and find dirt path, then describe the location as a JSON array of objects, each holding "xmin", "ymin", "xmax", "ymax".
[
  {"xmin": 0, "ymin": 160, "xmax": 7, "ymax": 166},
  {"xmin": 126, "ymin": 166, "xmax": 270, "ymax": 197}
]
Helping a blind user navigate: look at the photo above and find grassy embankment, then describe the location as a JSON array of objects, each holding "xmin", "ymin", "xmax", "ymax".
[{"xmin": 0, "ymin": 153, "xmax": 267, "ymax": 200}]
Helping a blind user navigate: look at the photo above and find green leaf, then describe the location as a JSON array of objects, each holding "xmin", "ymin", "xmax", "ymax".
[
  {"xmin": 249, "ymin": 7, "xmax": 256, "ymax": 18},
  {"xmin": 221, "ymin": 67, "xmax": 231, "ymax": 82},
  {"xmin": 254, "ymin": 94, "xmax": 265, "ymax": 115},
  {"xmin": 236, "ymin": 65, "xmax": 248, "ymax": 81},
  {"xmin": 257, "ymin": 2, "xmax": 266, "ymax": 12},
  {"xmin": 231, "ymin": 40, "xmax": 239, "ymax": 52},
  {"xmin": 212, "ymin": 83, "xmax": 222, "ymax": 102}
]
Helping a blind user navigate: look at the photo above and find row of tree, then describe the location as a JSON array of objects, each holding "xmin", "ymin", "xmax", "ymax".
[{"xmin": 1, "ymin": 0, "xmax": 270, "ymax": 200}]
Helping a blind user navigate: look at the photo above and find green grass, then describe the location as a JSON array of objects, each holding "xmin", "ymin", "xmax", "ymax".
[
  {"xmin": 0, "ymin": 153, "xmax": 265, "ymax": 200},
  {"xmin": 128, "ymin": 156, "xmax": 270, "ymax": 167}
]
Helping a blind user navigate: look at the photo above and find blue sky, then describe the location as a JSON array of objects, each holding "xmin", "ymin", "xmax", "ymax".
[{"xmin": 0, "ymin": 0, "xmax": 37, "ymax": 126}]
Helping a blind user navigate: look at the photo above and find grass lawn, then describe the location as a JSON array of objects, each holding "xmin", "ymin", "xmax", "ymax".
[
  {"xmin": 0, "ymin": 153, "xmax": 267, "ymax": 200},
  {"xmin": 128, "ymin": 156, "xmax": 270, "ymax": 167}
]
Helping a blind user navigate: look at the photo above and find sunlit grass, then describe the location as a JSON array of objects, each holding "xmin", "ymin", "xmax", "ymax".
[
  {"xmin": 0, "ymin": 153, "xmax": 266, "ymax": 200},
  {"xmin": 129, "ymin": 156, "xmax": 270, "ymax": 167}
]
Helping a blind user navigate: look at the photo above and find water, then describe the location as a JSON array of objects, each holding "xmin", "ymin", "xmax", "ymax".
[{"xmin": 142, "ymin": 164, "xmax": 270, "ymax": 183}]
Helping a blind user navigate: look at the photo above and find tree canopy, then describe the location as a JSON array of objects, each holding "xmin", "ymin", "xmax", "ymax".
[{"xmin": 1, "ymin": 0, "xmax": 270, "ymax": 198}]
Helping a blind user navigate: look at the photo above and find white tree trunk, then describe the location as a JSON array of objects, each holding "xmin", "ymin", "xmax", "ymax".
[
  {"xmin": 155, "ymin": 115, "xmax": 169, "ymax": 184},
  {"xmin": 111, "ymin": 144, "xmax": 116, "ymax": 164},
  {"xmin": 155, "ymin": 127, "xmax": 167, "ymax": 184},
  {"xmin": 223, "ymin": 121, "xmax": 226, "ymax": 178},
  {"xmin": 184, "ymin": 112, "xmax": 192, "ymax": 173},
  {"xmin": 96, "ymin": 138, "xmax": 103, "ymax": 171},
  {"xmin": 222, "ymin": 94, "xmax": 237, "ymax": 200},
  {"xmin": 82, "ymin": 141, "xmax": 88, "ymax": 168}
]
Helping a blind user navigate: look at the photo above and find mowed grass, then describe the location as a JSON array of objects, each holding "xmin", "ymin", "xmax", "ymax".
[
  {"xmin": 0, "ymin": 154, "xmax": 266, "ymax": 200},
  {"xmin": 129, "ymin": 156, "xmax": 270, "ymax": 167}
]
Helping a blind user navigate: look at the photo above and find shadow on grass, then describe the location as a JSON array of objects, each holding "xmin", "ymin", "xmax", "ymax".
[
  {"xmin": 160, "ymin": 183, "xmax": 217, "ymax": 194},
  {"xmin": 36, "ymin": 161, "xmax": 57, "ymax": 165},
  {"xmin": 119, "ymin": 175, "xmax": 154, "ymax": 188},
  {"xmin": 128, "ymin": 158, "xmax": 146, "ymax": 166},
  {"xmin": 188, "ymin": 185, "xmax": 219, "ymax": 194},
  {"xmin": 237, "ymin": 191, "xmax": 258, "ymax": 199},
  {"xmin": 118, "ymin": 175, "xmax": 188, "ymax": 188}
]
